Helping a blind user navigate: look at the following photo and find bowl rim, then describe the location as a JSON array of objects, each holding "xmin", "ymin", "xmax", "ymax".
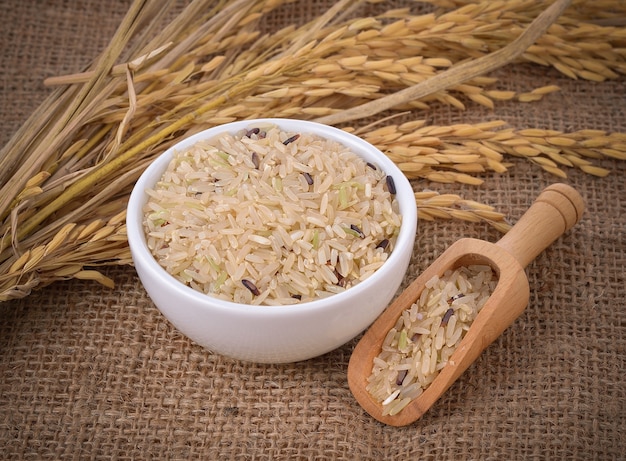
[{"xmin": 127, "ymin": 118, "xmax": 417, "ymax": 317}]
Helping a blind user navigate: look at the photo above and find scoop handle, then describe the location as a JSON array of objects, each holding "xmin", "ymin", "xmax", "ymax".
[{"xmin": 496, "ymin": 183, "xmax": 584, "ymax": 269}]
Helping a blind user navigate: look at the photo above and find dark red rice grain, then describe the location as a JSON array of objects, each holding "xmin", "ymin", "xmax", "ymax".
[
  {"xmin": 441, "ymin": 307, "xmax": 454, "ymax": 326},
  {"xmin": 376, "ymin": 239, "xmax": 389, "ymax": 250},
  {"xmin": 283, "ymin": 134, "xmax": 300, "ymax": 145},
  {"xmin": 242, "ymin": 279, "xmax": 261, "ymax": 296},
  {"xmin": 350, "ymin": 224, "xmax": 365, "ymax": 238},
  {"xmin": 396, "ymin": 369, "xmax": 408, "ymax": 386},
  {"xmin": 386, "ymin": 175, "xmax": 396, "ymax": 195}
]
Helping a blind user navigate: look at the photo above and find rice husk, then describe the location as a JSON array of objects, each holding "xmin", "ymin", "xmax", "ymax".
[{"xmin": 143, "ymin": 124, "xmax": 402, "ymax": 305}]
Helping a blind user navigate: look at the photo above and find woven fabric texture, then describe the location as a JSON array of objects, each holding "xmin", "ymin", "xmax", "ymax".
[{"xmin": 1, "ymin": 1, "xmax": 625, "ymax": 459}]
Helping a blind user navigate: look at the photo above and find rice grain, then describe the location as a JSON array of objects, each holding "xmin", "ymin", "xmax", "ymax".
[
  {"xmin": 143, "ymin": 124, "xmax": 402, "ymax": 305},
  {"xmin": 367, "ymin": 265, "xmax": 496, "ymax": 415}
]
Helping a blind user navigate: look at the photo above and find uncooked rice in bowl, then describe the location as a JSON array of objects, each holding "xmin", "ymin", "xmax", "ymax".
[
  {"xmin": 366, "ymin": 265, "xmax": 497, "ymax": 416},
  {"xmin": 142, "ymin": 124, "xmax": 402, "ymax": 305}
]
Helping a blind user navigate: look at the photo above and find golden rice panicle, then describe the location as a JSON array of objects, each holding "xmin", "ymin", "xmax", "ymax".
[
  {"xmin": 0, "ymin": 216, "xmax": 128, "ymax": 301},
  {"xmin": 424, "ymin": 0, "xmax": 626, "ymax": 81},
  {"xmin": 364, "ymin": 120, "xmax": 626, "ymax": 183},
  {"xmin": 2, "ymin": 0, "xmax": 626, "ymax": 302},
  {"xmin": 414, "ymin": 190, "xmax": 511, "ymax": 231}
]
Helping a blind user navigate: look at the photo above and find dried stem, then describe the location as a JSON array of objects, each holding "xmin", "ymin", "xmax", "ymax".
[{"xmin": 1, "ymin": 0, "xmax": 625, "ymax": 301}]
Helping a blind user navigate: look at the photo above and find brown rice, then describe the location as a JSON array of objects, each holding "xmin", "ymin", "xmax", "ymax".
[
  {"xmin": 366, "ymin": 265, "xmax": 496, "ymax": 416},
  {"xmin": 142, "ymin": 124, "xmax": 402, "ymax": 305}
]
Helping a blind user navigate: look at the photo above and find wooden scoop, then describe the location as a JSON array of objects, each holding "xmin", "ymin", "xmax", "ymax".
[{"xmin": 347, "ymin": 183, "xmax": 584, "ymax": 426}]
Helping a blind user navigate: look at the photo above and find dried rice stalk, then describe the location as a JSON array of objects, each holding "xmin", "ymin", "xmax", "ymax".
[
  {"xmin": 414, "ymin": 190, "xmax": 512, "ymax": 233},
  {"xmin": 418, "ymin": 0, "xmax": 626, "ymax": 80},
  {"xmin": 1, "ymin": 0, "xmax": 625, "ymax": 301},
  {"xmin": 353, "ymin": 121, "xmax": 626, "ymax": 180},
  {"xmin": 315, "ymin": 0, "xmax": 573, "ymax": 125}
]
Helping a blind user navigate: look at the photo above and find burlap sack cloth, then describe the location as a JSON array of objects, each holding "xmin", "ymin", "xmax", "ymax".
[{"xmin": 1, "ymin": 1, "xmax": 624, "ymax": 459}]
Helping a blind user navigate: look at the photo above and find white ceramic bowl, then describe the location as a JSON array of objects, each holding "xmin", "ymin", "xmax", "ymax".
[{"xmin": 127, "ymin": 118, "xmax": 417, "ymax": 363}]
